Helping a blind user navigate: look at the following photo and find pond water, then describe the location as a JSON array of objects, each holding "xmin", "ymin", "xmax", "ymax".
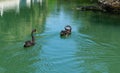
[{"xmin": 0, "ymin": 0, "xmax": 120, "ymax": 73}]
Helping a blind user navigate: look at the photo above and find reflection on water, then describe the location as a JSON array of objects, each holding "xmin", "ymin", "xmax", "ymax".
[
  {"xmin": 0, "ymin": 0, "xmax": 46, "ymax": 42},
  {"xmin": 0, "ymin": 0, "xmax": 20, "ymax": 16},
  {"xmin": 0, "ymin": 0, "xmax": 43, "ymax": 16},
  {"xmin": 0, "ymin": 0, "xmax": 120, "ymax": 73}
]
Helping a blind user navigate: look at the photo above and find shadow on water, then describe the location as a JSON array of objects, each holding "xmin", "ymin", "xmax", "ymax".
[{"xmin": 60, "ymin": 35, "xmax": 71, "ymax": 39}]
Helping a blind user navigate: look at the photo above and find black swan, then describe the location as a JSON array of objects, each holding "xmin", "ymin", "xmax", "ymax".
[
  {"xmin": 60, "ymin": 30, "xmax": 67, "ymax": 36},
  {"xmin": 24, "ymin": 29, "xmax": 36, "ymax": 47},
  {"xmin": 60, "ymin": 25, "xmax": 72, "ymax": 37}
]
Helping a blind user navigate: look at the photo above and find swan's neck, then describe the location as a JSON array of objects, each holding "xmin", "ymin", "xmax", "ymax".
[{"xmin": 31, "ymin": 31, "xmax": 35, "ymax": 43}]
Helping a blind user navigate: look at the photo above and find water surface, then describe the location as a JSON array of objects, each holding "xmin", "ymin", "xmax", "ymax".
[{"xmin": 0, "ymin": 0, "xmax": 120, "ymax": 73}]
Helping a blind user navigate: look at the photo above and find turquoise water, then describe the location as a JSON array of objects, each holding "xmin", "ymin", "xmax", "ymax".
[{"xmin": 0, "ymin": 0, "xmax": 120, "ymax": 73}]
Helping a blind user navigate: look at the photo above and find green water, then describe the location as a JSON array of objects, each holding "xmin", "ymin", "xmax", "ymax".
[{"xmin": 0, "ymin": 0, "xmax": 120, "ymax": 73}]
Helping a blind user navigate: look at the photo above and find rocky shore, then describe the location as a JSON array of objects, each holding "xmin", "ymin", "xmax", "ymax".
[{"xmin": 76, "ymin": 0, "xmax": 120, "ymax": 14}]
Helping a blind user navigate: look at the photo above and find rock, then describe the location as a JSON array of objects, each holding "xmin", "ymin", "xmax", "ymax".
[
  {"xmin": 98, "ymin": 0, "xmax": 120, "ymax": 10},
  {"xmin": 76, "ymin": 0, "xmax": 120, "ymax": 14},
  {"xmin": 76, "ymin": 5, "xmax": 103, "ymax": 12}
]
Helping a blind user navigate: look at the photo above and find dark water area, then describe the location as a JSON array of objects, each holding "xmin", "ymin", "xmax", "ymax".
[{"xmin": 0, "ymin": 0, "xmax": 120, "ymax": 73}]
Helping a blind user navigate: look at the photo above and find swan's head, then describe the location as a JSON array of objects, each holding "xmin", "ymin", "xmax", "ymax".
[
  {"xmin": 65, "ymin": 25, "xmax": 72, "ymax": 31},
  {"xmin": 32, "ymin": 29, "xmax": 36, "ymax": 32}
]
